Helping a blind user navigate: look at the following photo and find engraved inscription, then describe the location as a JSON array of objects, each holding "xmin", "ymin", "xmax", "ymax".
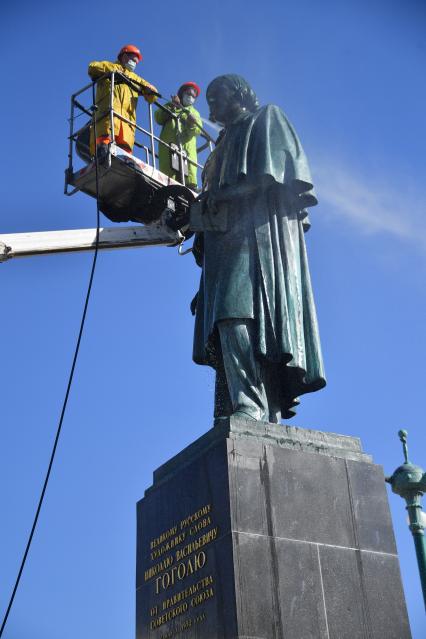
[{"xmin": 145, "ymin": 503, "xmax": 217, "ymax": 635}]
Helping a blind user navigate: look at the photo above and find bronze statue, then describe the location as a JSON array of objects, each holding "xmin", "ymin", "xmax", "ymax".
[{"xmin": 190, "ymin": 74, "xmax": 326, "ymax": 423}]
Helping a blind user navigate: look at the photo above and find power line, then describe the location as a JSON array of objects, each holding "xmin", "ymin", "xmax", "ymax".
[{"xmin": 0, "ymin": 84, "xmax": 102, "ymax": 638}]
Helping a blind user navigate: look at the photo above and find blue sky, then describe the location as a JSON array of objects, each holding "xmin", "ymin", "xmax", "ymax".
[{"xmin": 1, "ymin": 0, "xmax": 425, "ymax": 637}]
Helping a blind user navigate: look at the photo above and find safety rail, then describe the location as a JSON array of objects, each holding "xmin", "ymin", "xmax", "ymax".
[{"xmin": 65, "ymin": 72, "xmax": 214, "ymax": 195}]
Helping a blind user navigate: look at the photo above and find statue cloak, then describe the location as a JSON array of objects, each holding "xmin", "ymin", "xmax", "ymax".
[{"xmin": 192, "ymin": 105, "xmax": 326, "ymax": 415}]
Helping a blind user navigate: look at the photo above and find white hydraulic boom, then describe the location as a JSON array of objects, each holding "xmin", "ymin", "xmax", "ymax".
[{"xmin": 0, "ymin": 222, "xmax": 184, "ymax": 263}]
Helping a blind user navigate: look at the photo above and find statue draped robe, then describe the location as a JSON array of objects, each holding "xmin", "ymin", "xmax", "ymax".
[{"xmin": 192, "ymin": 105, "xmax": 326, "ymax": 418}]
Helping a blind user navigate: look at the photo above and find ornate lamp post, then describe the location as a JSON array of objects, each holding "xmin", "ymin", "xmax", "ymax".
[{"xmin": 386, "ymin": 430, "xmax": 426, "ymax": 609}]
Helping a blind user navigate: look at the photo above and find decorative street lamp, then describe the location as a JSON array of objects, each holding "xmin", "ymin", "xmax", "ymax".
[{"xmin": 386, "ymin": 430, "xmax": 426, "ymax": 610}]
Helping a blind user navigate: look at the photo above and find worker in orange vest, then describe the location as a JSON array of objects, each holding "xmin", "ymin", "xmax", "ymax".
[{"xmin": 88, "ymin": 45, "xmax": 157, "ymax": 156}]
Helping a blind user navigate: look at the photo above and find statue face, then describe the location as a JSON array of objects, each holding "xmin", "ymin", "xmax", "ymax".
[{"xmin": 206, "ymin": 81, "xmax": 240, "ymax": 125}]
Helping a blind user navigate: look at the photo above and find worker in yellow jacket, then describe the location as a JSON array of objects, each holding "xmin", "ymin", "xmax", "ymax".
[
  {"xmin": 88, "ymin": 44, "xmax": 157, "ymax": 156},
  {"xmin": 154, "ymin": 82, "xmax": 202, "ymax": 189}
]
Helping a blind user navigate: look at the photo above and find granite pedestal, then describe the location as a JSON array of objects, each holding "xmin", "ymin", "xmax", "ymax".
[{"xmin": 136, "ymin": 418, "xmax": 411, "ymax": 639}]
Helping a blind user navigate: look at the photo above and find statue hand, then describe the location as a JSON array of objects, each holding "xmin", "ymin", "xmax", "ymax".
[
  {"xmin": 192, "ymin": 232, "xmax": 204, "ymax": 267},
  {"xmin": 206, "ymin": 192, "xmax": 219, "ymax": 215},
  {"xmin": 190, "ymin": 292, "xmax": 198, "ymax": 316}
]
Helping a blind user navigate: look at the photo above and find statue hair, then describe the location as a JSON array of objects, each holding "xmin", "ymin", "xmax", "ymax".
[{"xmin": 207, "ymin": 74, "xmax": 260, "ymax": 112}]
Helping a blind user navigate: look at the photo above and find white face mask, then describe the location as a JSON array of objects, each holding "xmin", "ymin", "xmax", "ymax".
[
  {"xmin": 124, "ymin": 58, "xmax": 137, "ymax": 71},
  {"xmin": 182, "ymin": 93, "xmax": 195, "ymax": 107}
]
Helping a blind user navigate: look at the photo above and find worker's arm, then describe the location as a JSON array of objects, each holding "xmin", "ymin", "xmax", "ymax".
[
  {"xmin": 154, "ymin": 102, "xmax": 176, "ymax": 125},
  {"xmin": 129, "ymin": 72, "xmax": 159, "ymax": 103},
  {"xmin": 88, "ymin": 60, "xmax": 122, "ymax": 79},
  {"xmin": 179, "ymin": 107, "xmax": 202, "ymax": 143},
  {"xmin": 87, "ymin": 62, "xmax": 157, "ymax": 102}
]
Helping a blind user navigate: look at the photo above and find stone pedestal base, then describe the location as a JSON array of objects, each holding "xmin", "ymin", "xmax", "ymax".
[{"xmin": 136, "ymin": 418, "xmax": 411, "ymax": 638}]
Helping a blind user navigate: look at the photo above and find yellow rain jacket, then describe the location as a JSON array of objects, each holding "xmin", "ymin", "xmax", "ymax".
[{"xmin": 88, "ymin": 60, "xmax": 157, "ymax": 153}]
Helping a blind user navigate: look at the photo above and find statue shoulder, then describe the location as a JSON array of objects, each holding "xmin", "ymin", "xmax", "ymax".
[
  {"xmin": 254, "ymin": 104, "xmax": 289, "ymax": 123},
  {"xmin": 252, "ymin": 104, "xmax": 300, "ymax": 152},
  {"xmin": 260, "ymin": 104, "xmax": 282, "ymax": 113}
]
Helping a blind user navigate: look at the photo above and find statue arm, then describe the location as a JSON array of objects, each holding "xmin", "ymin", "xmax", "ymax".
[
  {"xmin": 208, "ymin": 174, "xmax": 275, "ymax": 207},
  {"xmin": 207, "ymin": 177, "xmax": 314, "ymax": 225}
]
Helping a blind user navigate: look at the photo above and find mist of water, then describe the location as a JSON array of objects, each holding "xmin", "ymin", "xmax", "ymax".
[{"xmin": 201, "ymin": 117, "xmax": 223, "ymax": 133}]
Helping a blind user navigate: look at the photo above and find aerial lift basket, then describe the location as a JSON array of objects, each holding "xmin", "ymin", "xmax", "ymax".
[{"xmin": 64, "ymin": 72, "xmax": 213, "ymax": 232}]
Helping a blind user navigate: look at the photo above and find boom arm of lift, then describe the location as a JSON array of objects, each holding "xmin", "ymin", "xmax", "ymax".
[{"xmin": 0, "ymin": 221, "xmax": 184, "ymax": 263}]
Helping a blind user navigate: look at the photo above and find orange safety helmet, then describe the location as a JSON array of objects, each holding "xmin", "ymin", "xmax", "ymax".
[
  {"xmin": 178, "ymin": 82, "xmax": 201, "ymax": 98},
  {"xmin": 118, "ymin": 44, "xmax": 142, "ymax": 62}
]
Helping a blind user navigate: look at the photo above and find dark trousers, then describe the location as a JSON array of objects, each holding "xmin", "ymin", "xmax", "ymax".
[{"xmin": 214, "ymin": 319, "xmax": 281, "ymax": 423}]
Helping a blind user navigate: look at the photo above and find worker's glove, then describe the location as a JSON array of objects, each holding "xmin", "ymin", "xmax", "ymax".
[
  {"xmin": 186, "ymin": 114, "xmax": 197, "ymax": 127},
  {"xmin": 171, "ymin": 95, "xmax": 181, "ymax": 107},
  {"xmin": 139, "ymin": 85, "xmax": 160, "ymax": 102}
]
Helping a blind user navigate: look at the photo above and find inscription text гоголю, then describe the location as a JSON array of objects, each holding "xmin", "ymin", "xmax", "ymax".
[{"xmin": 145, "ymin": 504, "xmax": 218, "ymax": 633}]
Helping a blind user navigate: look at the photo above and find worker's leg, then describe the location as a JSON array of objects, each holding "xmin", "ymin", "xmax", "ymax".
[
  {"xmin": 96, "ymin": 135, "xmax": 110, "ymax": 145},
  {"xmin": 217, "ymin": 319, "xmax": 268, "ymax": 421},
  {"xmin": 94, "ymin": 135, "xmax": 110, "ymax": 162},
  {"xmin": 97, "ymin": 125, "xmax": 132, "ymax": 154},
  {"xmin": 115, "ymin": 128, "xmax": 133, "ymax": 153},
  {"xmin": 115, "ymin": 125, "xmax": 132, "ymax": 153},
  {"xmin": 186, "ymin": 182, "xmax": 199, "ymax": 192},
  {"xmin": 117, "ymin": 142, "xmax": 132, "ymax": 152},
  {"xmin": 186, "ymin": 161, "xmax": 198, "ymax": 191}
]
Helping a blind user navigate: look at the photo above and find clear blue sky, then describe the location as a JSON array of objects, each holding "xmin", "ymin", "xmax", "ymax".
[{"xmin": 1, "ymin": 0, "xmax": 425, "ymax": 637}]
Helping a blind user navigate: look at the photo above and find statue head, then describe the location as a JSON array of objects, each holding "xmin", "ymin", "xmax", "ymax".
[{"xmin": 206, "ymin": 74, "xmax": 259, "ymax": 126}]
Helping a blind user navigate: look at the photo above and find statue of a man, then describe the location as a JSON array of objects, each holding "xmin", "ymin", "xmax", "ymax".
[{"xmin": 190, "ymin": 74, "xmax": 326, "ymax": 423}]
